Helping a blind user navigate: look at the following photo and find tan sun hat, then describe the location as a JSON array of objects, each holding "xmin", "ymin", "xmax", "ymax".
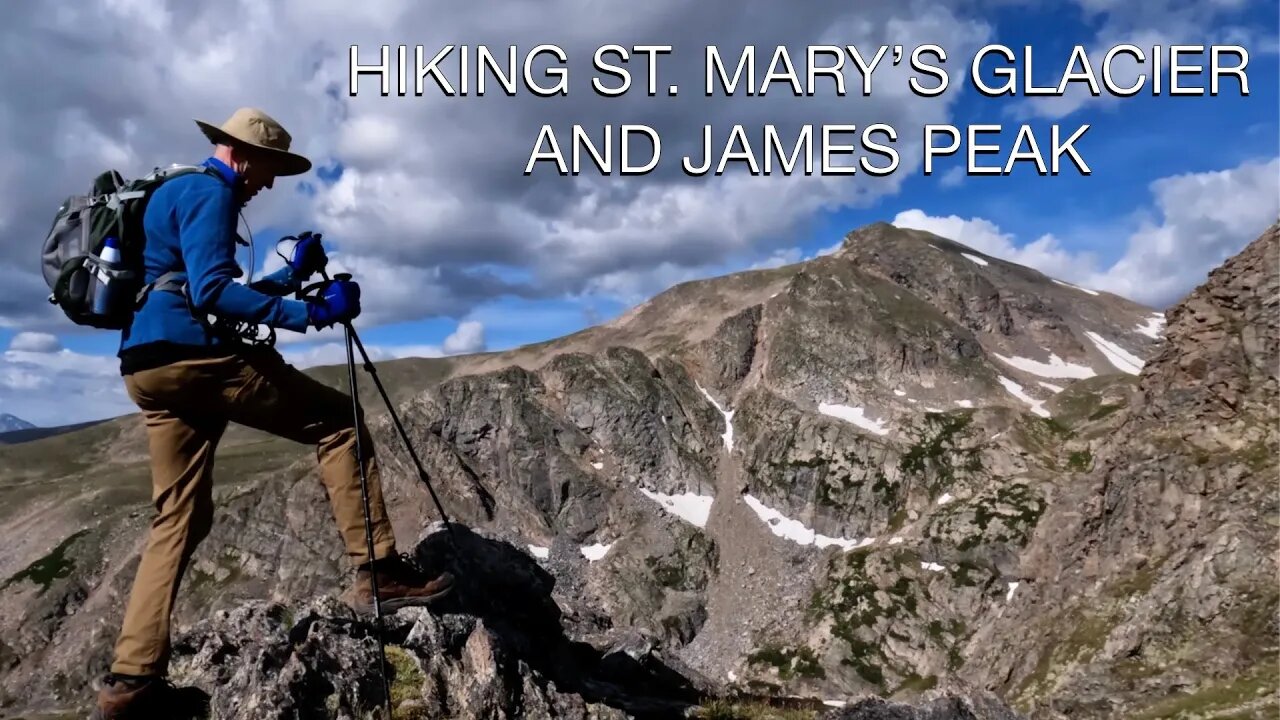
[{"xmin": 194, "ymin": 107, "xmax": 312, "ymax": 176}]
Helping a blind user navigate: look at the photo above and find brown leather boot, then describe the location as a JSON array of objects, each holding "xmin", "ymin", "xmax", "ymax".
[
  {"xmin": 90, "ymin": 674, "xmax": 171, "ymax": 719},
  {"xmin": 345, "ymin": 553, "xmax": 456, "ymax": 614}
]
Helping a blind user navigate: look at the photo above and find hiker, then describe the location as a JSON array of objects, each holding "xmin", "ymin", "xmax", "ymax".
[{"xmin": 92, "ymin": 108, "xmax": 455, "ymax": 718}]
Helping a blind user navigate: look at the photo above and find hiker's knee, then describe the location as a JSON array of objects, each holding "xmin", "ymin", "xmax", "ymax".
[{"xmin": 318, "ymin": 418, "xmax": 374, "ymax": 456}]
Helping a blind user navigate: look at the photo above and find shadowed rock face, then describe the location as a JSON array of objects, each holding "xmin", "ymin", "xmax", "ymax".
[
  {"xmin": 166, "ymin": 524, "xmax": 703, "ymax": 719},
  {"xmin": 159, "ymin": 524, "xmax": 1022, "ymax": 720},
  {"xmin": 820, "ymin": 694, "xmax": 1025, "ymax": 720},
  {"xmin": 0, "ymin": 221, "xmax": 1273, "ymax": 720}
]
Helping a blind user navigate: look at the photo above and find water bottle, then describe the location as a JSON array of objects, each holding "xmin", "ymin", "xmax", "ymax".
[{"xmin": 92, "ymin": 236, "xmax": 122, "ymax": 316}]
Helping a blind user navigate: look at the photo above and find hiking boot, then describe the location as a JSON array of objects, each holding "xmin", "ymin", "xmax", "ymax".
[
  {"xmin": 346, "ymin": 553, "xmax": 455, "ymax": 614},
  {"xmin": 90, "ymin": 674, "xmax": 171, "ymax": 719}
]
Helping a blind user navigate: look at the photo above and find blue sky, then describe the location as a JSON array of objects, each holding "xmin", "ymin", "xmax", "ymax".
[{"xmin": 0, "ymin": 0, "xmax": 1276, "ymax": 425}]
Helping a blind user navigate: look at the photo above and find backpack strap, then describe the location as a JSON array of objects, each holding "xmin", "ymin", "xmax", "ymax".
[
  {"xmin": 134, "ymin": 270, "xmax": 187, "ymax": 305},
  {"xmin": 128, "ymin": 165, "xmax": 223, "ymax": 307}
]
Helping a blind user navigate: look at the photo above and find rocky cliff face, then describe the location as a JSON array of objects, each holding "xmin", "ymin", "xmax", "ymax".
[{"xmin": 0, "ymin": 221, "xmax": 1273, "ymax": 720}]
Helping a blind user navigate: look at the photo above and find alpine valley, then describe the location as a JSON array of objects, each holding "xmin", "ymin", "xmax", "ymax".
[{"xmin": 0, "ymin": 221, "xmax": 1275, "ymax": 720}]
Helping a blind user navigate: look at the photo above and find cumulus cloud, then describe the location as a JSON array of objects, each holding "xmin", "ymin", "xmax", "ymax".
[
  {"xmin": 893, "ymin": 155, "xmax": 1279, "ymax": 307},
  {"xmin": 0, "ymin": 0, "xmax": 992, "ymax": 335},
  {"xmin": 282, "ymin": 320, "xmax": 488, "ymax": 370},
  {"xmin": 442, "ymin": 321, "xmax": 486, "ymax": 355},
  {"xmin": 891, "ymin": 210, "xmax": 1100, "ymax": 281},
  {"xmin": 281, "ymin": 341, "xmax": 446, "ymax": 370},
  {"xmin": 0, "ymin": 348, "xmax": 134, "ymax": 426},
  {"xmin": 8, "ymin": 332, "xmax": 63, "ymax": 353}
]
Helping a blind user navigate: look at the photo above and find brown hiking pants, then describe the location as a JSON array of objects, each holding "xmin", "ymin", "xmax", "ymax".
[{"xmin": 110, "ymin": 348, "xmax": 397, "ymax": 678}]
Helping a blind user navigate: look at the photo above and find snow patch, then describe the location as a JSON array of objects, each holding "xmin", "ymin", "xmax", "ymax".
[
  {"xmin": 889, "ymin": 536, "xmax": 905, "ymax": 545},
  {"xmin": 998, "ymin": 376, "xmax": 1050, "ymax": 418},
  {"xmin": 1136, "ymin": 313, "xmax": 1167, "ymax": 339},
  {"xmin": 893, "ymin": 389, "xmax": 906, "ymax": 397},
  {"xmin": 640, "ymin": 488, "xmax": 714, "ymax": 528},
  {"xmin": 527, "ymin": 545, "xmax": 549, "ymax": 559},
  {"xmin": 727, "ymin": 670, "xmax": 738, "ymax": 681},
  {"xmin": 1006, "ymin": 581, "xmax": 1020, "ymax": 602},
  {"xmin": 954, "ymin": 399, "xmax": 973, "ymax": 408},
  {"xmin": 697, "ymin": 383, "xmax": 735, "ymax": 451},
  {"xmin": 581, "ymin": 543, "xmax": 612, "ymax": 561},
  {"xmin": 591, "ymin": 461, "xmax": 604, "ymax": 470},
  {"xmin": 1038, "ymin": 381, "xmax": 1064, "ymax": 393},
  {"xmin": 743, "ymin": 494, "xmax": 873, "ymax": 551},
  {"xmin": 962, "ymin": 253, "xmax": 989, "ymax": 266},
  {"xmin": 936, "ymin": 493, "xmax": 954, "ymax": 506},
  {"xmin": 823, "ymin": 700, "xmax": 847, "ymax": 708},
  {"xmin": 1085, "ymin": 332, "xmax": 1144, "ymax": 375},
  {"xmin": 925, "ymin": 406, "xmax": 943, "ymax": 413},
  {"xmin": 907, "ymin": 398, "xmax": 919, "ymax": 404},
  {"xmin": 1053, "ymin": 278, "xmax": 1099, "ymax": 296},
  {"xmin": 994, "ymin": 352, "xmax": 1096, "ymax": 379},
  {"xmin": 818, "ymin": 402, "xmax": 890, "ymax": 436},
  {"xmin": 921, "ymin": 561, "xmax": 946, "ymax": 572}
]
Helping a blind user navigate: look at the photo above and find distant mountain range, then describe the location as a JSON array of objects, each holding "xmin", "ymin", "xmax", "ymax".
[{"xmin": 0, "ymin": 414, "xmax": 34, "ymax": 434}]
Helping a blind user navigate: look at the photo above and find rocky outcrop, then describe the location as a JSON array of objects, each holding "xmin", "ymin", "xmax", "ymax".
[
  {"xmin": 151, "ymin": 522, "xmax": 1023, "ymax": 720},
  {"xmin": 164, "ymin": 523, "xmax": 706, "ymax": 719},
  {"xmin": 820, "ymin": 693, "xmax": 1026, "ymax": 720},
  {"xmin": 973, "ymin": 224, "xmax": 1280, "ymax": 718}
]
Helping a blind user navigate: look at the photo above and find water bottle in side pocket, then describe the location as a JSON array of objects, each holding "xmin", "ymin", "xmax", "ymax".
[{"xmin": 92, "ymin": 236, "xmax": 122, "ymax": 316}]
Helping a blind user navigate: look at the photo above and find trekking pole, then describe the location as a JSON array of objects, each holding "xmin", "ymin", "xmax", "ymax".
[
  {"xmin": 323, "ymin": 271, "xmax": 460, "ymax": 549},
  {"xmin": 342, "ymin": 312, "xmax": 395, "ymax": 719}
]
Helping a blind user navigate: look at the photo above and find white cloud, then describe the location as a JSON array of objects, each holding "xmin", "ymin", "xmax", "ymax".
[
  {"xmin": 1092, "ymin": 157, "xmax": 1280, "ymax": 305},
  {"xmin": 8, "ymin": 332, "xmax": 62, "ymax": 353},
  {"xmin": 0, "ymin": 0, "xmax": 993, "ymax": 335},
  {"xmin": 892, "ymin": 210, "xmax": 1099, "ymax": 281},
  {"xmin": 893, "ymin": 156, "xmax": 1279, "ymax": 307},
  {"xmin": 282, "ymin": 341, "xmax": 446, "ymax": 369},
  {"xmin": 0, "ymin": 348, "xmax": 134, "ymax": 426},
  {"xmin": 442, "ymin": 321, "xmax": 486, "ymax": 355},
  {"xmin": 281, "ymin": 320, "xmax": 488, "ymax": 369}
]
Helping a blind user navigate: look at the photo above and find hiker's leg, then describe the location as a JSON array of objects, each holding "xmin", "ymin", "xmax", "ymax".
[
  {"xmin": 112, "ymin": 373, "xmax": 225, "ymax": 677},
  {"xmin": 219, "ymin": 349, "xmax": 396, "ymax": 566}
]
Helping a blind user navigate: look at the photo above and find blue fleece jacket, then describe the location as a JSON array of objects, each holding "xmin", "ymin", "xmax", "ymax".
[{"xmin": 118, "ymin": 157, "xmax": 311, "ymax": 363}]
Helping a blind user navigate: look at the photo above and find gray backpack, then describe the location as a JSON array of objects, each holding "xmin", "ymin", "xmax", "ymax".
[{"xmin": 40, "ymin": 164, "xmax": 216, "ymax": 329}]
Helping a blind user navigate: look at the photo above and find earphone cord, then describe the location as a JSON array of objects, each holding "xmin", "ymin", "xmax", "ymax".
[{"xmin": 213, "ymin": 211, "xmax": 275, "ymax": 347}]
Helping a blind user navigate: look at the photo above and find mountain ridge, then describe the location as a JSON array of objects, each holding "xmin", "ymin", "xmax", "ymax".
[
  {"xmin": 0, "ymin": 220, "xmax": 1273, "ymax": 720},
  {"xmin": 0, "ymin": 413, "xmax": 36, "ymax": 434}
]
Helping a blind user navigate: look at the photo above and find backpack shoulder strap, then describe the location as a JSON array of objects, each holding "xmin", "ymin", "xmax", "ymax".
[{"xmin": 134, "ymin": 270, "xmax": 187, "ymax": 305}]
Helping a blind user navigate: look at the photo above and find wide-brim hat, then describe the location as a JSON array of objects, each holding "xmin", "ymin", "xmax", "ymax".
[{"xmin": 194, "ymin": 107, "xmax": 312, "ymax": 176}]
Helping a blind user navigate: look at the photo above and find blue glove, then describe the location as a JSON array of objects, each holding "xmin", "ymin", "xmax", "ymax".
[
  {"xmin": 307, "ymin": 280, "xmax": 361, "ymax": 328},
  {"xmin": 289, "ymin": 232, "xmax": 328, "ymax": 278}
]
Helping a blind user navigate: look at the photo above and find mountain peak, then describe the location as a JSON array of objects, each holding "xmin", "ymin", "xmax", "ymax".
[
  {"xmin": 838, "ymin": 220, "xmax": 902, "ymax": 252},
  {"xmin": 0, "ymin": 414, "xmax": 35, "ymax": 433}
]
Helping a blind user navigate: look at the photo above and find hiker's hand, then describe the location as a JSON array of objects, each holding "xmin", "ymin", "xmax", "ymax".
[
  {"xmin": 289, "ymin": 232, "xmax": 328, "ymax": 278},
  {"xmin": 306, "ymin": 279, "xmax": 361, "ymax": 328}
]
